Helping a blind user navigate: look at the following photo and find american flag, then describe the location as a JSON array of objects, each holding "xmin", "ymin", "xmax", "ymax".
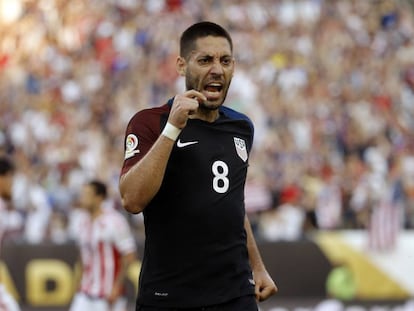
[{"xmin": 368, "ymin": 179, "xmax": 403, "ymax": 252}]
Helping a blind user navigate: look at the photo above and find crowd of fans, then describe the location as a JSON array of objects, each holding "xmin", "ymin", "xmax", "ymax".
[{"xmin": 1, "ymin": 0, "xmax": 414, "ymax": 245}]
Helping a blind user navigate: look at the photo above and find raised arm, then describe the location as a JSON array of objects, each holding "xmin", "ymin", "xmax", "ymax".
[
  {"xmin": 119, "ymin": 134, "xmax": 175, "ymax": 214},
  {"xmin": 119, "ymin": 91, "xmax": 206, "ymax": 214},
  {"xmin": 244, "ymin": 215, "xmax": 278, "ymax": 301}
]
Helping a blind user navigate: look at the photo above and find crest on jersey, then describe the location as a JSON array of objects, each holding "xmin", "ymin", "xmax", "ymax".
[
  {"xmin": 124, "ymin": 134, "xmax": 140, "ymax": 159},
  {"xmin": 234, "ymin": 137, "xmax": 248, "ymax": 162}
]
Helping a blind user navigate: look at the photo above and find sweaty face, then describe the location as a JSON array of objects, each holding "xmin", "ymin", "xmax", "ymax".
[{"xmin": 184, "ymin": 36, "xmax": 234, "ymax": 110}]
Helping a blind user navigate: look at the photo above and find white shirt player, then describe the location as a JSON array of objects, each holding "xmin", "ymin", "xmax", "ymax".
[
  {"xmin": 72, "ymin": 205, "xmax": 136, "ymax": 299},
  {"xmin": 0, "ymin": 198, "xmax": 21, "ymax": 311}
]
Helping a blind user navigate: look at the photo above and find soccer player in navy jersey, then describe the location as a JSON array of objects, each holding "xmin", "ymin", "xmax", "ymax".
[{"xmin": 119, "ymin": 21, "xmax": 277, "ymax": 310}]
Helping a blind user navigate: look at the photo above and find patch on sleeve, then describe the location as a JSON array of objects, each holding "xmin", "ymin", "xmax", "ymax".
[
  {"xmin": 124, "ymin": 134, "xmax": 140, "ymax": 159},
  {"xmin": 234, "ymin": 137, "xmax": 248, "ymax": 162}
]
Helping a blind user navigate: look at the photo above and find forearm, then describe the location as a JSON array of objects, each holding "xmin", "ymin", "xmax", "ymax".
[
  {"xmin": 120, "ymin": 135, "xmax": 175, "ymax": 214},
  {"xmin": 109, "ymin": 253, "xmax": 135, "ymax": 301},
  {"xmin": 74, "ymin": 258, "xmax": 83, "ymax": 291},
  {"xmin": 245, "ymin": 215, "xmax": 278, "ymax": 300},
  {"xmin": 244, "ymin": 215, "xmax": 265, "ymax": 271}
]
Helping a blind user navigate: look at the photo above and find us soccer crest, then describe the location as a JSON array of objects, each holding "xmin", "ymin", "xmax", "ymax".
[{"xmin": 233, "ymin": 137, "xmax": 248, "ymax": 162}]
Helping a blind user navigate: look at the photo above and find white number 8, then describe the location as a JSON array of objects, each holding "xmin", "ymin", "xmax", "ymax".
[{"xmin": 212, "ymin": 160, "xmax": 229, "ymax": 193}]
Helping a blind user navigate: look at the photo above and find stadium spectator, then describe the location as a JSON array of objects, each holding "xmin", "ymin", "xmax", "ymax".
[{"xmin": 0, "ymin": 0, "xmax": 413, "ymax": 244}]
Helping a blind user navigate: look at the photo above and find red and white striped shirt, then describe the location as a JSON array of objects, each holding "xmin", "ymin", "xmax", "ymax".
[{"xmin": 72, "ymin": 206, "xmax": 136, "ymax": 298}]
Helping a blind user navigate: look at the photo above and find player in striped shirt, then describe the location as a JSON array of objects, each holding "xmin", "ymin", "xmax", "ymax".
[
  {"xmin": 0, "ymin": 156, "xmax": 20, "ymax": 311},
  {"xmin": 69, "ymin": 180, "xmax": 136, "ymax": 311}
]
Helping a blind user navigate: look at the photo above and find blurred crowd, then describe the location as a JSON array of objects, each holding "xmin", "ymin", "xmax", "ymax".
[{"xmin": 1, "ymin": 0, "xmax": 414, "ymax": 245}]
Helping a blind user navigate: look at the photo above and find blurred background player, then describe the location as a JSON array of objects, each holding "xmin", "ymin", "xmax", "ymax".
[
  {"xmin": 69, "ymin": 180, "xmax": 136, "ymax": 311},
  {"xmin": 0, "ymin": 156, "xmax": 21, "ymax": 311}
]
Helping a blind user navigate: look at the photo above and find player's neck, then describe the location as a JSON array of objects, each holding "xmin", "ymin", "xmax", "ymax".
[
  {"xmin": 190, "ymin": 108, "xmax": 219, "ymax": 123},
  {"xmin": 90, "ymin": 206, "xmax": 103, "ymax": 219}
]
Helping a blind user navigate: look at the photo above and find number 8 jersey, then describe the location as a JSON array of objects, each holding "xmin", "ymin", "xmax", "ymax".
[{"xmin": 120, "ymin": 98, "xmax": 255, "ymax": 308}]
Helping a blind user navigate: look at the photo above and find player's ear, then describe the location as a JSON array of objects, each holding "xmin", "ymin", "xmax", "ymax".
[{"xmin": 176, "ymin": 56, "xmax": 186, "ymax": 76}]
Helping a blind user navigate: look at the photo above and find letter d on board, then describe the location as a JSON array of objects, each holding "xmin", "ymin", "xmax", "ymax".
[{"xmin": 26, "ymin": 259, "xmax": 73, "ymax": 306}]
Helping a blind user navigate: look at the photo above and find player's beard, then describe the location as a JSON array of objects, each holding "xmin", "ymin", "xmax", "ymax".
[{"xmin": 185, "ymin": 73, "xmax": 231, "ymax": 111}]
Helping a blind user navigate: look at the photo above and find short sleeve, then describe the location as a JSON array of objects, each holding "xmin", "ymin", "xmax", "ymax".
[
  {"xmin": 120, "ymin": 109, "xmax": 162, "ymax": 176},
  {"xmin": 111, "ymin": 212, "xmax": 137, "ymax": 255}
]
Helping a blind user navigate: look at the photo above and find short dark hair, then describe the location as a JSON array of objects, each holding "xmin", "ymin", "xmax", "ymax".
[
  {"xmin": 180, "ymin": 21, "xmax": 233, "ymax": 59},
  {"xmin": 89, "ymin": 180, "xmax": 107, "ymax": 199},
  {"xmin": 0, "ymin": 156, "xmax": 15, "ymax": 176}
]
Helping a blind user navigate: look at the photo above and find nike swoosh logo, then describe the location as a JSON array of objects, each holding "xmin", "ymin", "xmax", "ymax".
[{"xmin": 177, "ymin": 139, "xmax": 199, "ymax": 148}]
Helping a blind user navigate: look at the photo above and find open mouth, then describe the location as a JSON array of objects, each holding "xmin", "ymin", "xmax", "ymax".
[{"xmin": 203, "ymin": 82, "xmax": 223, "ymax": 99}]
